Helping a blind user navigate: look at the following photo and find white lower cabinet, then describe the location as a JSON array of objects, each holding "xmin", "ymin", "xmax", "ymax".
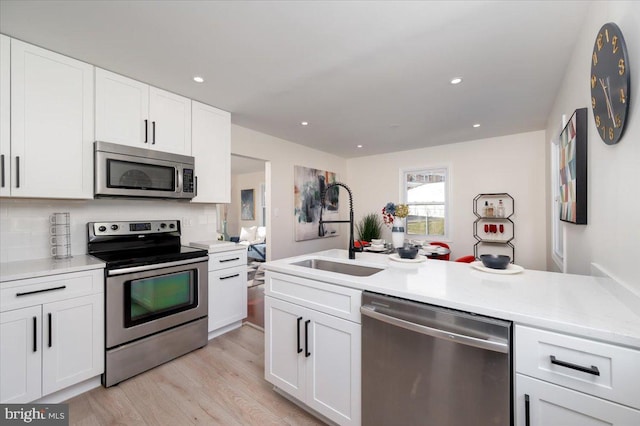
[
  {"xmin": 206, "ymin": 248, "xmax": 247, "ymax": 335},
  {"xmin": 0, "ymin": 269, "xmax": 104, "ymax": 403},
  {"xmin": 516, "ymin": 374, "xmax": 640, "ymax": 426},
  {"xmin": 265, "ymin": 271, "xmax": 361, "ymax": 426},
  {"xmin": 515, "ymin": 325, "xmax": 640, "ymax": 425}
]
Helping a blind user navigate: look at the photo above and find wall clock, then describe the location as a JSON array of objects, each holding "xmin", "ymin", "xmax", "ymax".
[{"xmin": 590, "ymin": 22, "xmax": 630, "ymax": 145}]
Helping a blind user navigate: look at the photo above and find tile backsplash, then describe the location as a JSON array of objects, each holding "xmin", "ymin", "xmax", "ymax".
[{"xmin": 0, "ymin": 198, "xmax": 219, "ymax": 263}]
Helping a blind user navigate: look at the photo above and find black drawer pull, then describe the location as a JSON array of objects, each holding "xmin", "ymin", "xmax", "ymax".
[
  {"xmin": 525, "ymin": 394, "xmax": 530, "ymax": 426},
  {"xmin": 48, "ymin": 313, "xmax": 52, "ymax": 348},
  {"xmin": 1, "ymin": 154, "xmax": 5, "ymax": 187},
  {"xmin": 16, "ymin": 285, "xmax": 67, "ymax": 297},
  {"xmin": 304, "ymin": 319, "xmax": 311, "ymax": 358},
  {"xmin": 15, "ymin": 156, "xmax": 20, "ymax": 188},
  {"xmin": 152, "ymin": 121, "xmax": 156, "ymax": 144},
  {"xmin": 220, "ymin": 273, "xmax": 239, "ymax": 280},
  {"xmin": 33, "ymin": 316, "xmax": 37, "ymax": 353},
  {"xmin": 550, "ymin": 355, "xmax": 600, "ymax": 376},
  {"xmin": 144, "ymin": 119, "xmax": 148, "ymax": 143},
  {"xmin": 219, "ymin": 257, "xmax": 240, "ymax": 263},
  {"xmin": 297, "ymin": 317, "xmax": 303, "ymax": 354}
]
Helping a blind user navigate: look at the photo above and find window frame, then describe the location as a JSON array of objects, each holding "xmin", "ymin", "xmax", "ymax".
[{"xmin": 400, "ymin": 165, "xmax": 450, "ymax": 242}]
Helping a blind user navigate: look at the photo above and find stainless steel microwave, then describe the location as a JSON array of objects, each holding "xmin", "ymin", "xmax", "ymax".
[{"xmin": 94, "ymin": 141, "xmax": 196, "ymax": 200}]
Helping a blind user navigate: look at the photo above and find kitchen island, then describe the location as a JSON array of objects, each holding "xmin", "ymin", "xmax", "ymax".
[{"xmin": 262, "ymin": 249, "xmax": 640, "ymax": 426}]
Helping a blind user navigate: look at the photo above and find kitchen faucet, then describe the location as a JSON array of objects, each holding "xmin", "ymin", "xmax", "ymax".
[{"xmin": 318, "ymin": 182, "xmax": 358, "ymax": 259}]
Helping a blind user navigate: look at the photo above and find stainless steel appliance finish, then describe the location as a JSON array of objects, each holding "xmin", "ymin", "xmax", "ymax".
[
  {"xmin": 361, "ymin": 291, "xmax": 512, "ymax": 426},
  {"xmin": 88, "ymin": 220, "xmax": 208, "ymax": 387},
  {"xmin": 94, "ymin": 141, "xmax": 196, "ymax": 199}
]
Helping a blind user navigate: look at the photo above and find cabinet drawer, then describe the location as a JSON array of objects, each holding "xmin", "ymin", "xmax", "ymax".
[
  {"xmin": 0, "ymin": 269, "xmax": 103, "ymax": 312},
  {"xmin": 208, "ymin": 249, "xmax": 247, "ymax": 271},
  {"xmin": 515, "ymin": 325, "xmax": 640, "ymax": 409},
  {"xmin": 265, "ymin": 271, "xmax": 362, "ymax": 323}
]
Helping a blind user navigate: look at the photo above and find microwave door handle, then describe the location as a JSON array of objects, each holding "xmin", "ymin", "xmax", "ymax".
[{"xmin": 176, "ymin": 168, "xmax": 183, "ymax": 193}]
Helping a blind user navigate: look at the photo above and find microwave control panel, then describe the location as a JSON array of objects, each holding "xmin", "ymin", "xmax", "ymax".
[{"xmin": 183, "ymin": 168, "xmax": 194, "ymax": 193}]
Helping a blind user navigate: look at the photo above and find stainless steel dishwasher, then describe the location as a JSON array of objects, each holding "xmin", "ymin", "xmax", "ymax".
[{"xmin": 361, "ymin": 291, "xmax": 512, "ymax": 426}]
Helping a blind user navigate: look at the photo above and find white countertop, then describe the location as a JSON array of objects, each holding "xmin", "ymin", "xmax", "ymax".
[
  {"xmin": 0, "ymin": 255, "xmax": 105, "ymax": 283},
  {"xmin": 189, "ymin": 240, "xmax": 243, "ymax": 253},
  {"xmin": 264, "ymin": 249, "xmax": 640, "ymax": 349}
]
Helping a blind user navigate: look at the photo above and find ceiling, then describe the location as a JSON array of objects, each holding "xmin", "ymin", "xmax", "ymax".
[{"xmin": 0, "ymin": 1, "xmax": 589, "ymax": 158}]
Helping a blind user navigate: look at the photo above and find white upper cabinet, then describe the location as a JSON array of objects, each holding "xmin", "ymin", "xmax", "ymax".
[
  {"xmin": 95, "ymin": 68, "xmax": 191, "ymax": 156},
  {"xmin": 8, "ymin": 39, "xmax": 94, "ymax": 199},
  {"xmin": 0, "ymin": 34, "xmax": 10, "ymax": 197},
  {"xmin": 191, "ymin": 101, "xmax": 231, "ymax": 203}
]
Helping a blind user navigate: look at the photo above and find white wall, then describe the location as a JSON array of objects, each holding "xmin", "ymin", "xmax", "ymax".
[
  {"xmin": 346, "ymin": 131, "xmax": 547, "ymax": 270},
  {"xmin": 231, "ymin": 124, "xmax": 347, "ymax": 261},
  {"xmin": 0, "ymin": 198, "xmax": 218, "ymax": 263},
  {"xmin": 229, "ymin": 170, "xmax": 265, "ymax": 236},
  {"xmin": 545, "ymin": 1, "xmax": 640, "ymax": 290}
]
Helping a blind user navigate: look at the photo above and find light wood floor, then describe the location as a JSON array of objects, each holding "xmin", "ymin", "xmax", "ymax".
[{"xmin": 66, "ymin": 325, "xmax": 324, "ymax": 426}]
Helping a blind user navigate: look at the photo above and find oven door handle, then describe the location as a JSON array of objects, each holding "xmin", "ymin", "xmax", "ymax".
[{"xmin": 107, "ymin": 257, "xmax": 208, "ymax": 276}]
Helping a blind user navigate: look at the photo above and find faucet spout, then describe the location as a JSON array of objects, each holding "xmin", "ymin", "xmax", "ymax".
[{"xmin": 319, "ymin": 182, "xmax": 357, "ymax": 259}]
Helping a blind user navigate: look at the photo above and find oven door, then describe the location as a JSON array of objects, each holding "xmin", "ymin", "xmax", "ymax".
[{"xmin": 105, "ymin": 258, "xmax": 208, "ymax": 349}]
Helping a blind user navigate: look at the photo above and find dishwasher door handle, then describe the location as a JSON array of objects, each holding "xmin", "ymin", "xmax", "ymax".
[{"xmin": 360, "ymin": 305, "xmax": 509, "ymax": 353}]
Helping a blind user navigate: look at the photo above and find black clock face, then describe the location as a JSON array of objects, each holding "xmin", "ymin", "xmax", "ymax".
[{"xmin": 590, "ymin": 22, "xmax": 630, "ymax": 145}]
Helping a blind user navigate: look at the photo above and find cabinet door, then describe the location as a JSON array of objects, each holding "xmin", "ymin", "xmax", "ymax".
[
  {"xmin": 41, "ymin": 294, "xmax": 104, "ymax": 395},
  {"xmin": 95, "ymin": 68, "xmax": 149, "ymax": 147},
  {"xmin": 0, "ymin": 306, "xmax": 42, "ymax": 403},
  {"xmin": 208, "ymin": 265, "xmax": 247, "ymax": 332},
  {"xmin": 10, "ymin": 39, "xmax": 94, "ymax": 199},
  {"xmin": 516, "ymin": 374, "xmax": 640, "ymax": 426},
  {"xmin": 306, "ymin": 308, "xmax": 361, "ymax": 426},
  {"xmin": 0, "ymin": 34, "xmax": 10, "ymax": 197},
  {"xmin": 149, "ymin": 87, "xmax": 191, "ymax": 155},
  {"xmin": 191, "ymin": 101, "xmax": 231, "ymax": 203},
  {"xmin": 264, "ymin": 296, "xmax": 306, "ymax": 401}
]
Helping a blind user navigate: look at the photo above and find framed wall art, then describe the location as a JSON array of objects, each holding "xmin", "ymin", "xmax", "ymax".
[
  {"xmin": 558, "ymin": 108, "xmax": 587, "ymax": 224},
  {"xmin": 294, "ymin": 165, "xmax": 339, "ymax": 241},
  {"xmin": 241, "ymin": 189, "xmax": 255, "ymax": 220}
]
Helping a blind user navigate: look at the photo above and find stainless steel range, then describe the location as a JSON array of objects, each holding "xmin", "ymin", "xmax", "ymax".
[{"xmin": 87, "ymin": 220, "xmax": 209, "ymax": 387}]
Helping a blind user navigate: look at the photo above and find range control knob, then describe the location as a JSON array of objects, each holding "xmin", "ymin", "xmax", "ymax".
[
  {"xmin": 160, "ymin": 223, "xmax": 167, "ymax": 229},
  {"xmin": 110, "ymin": 224, "xmax": 119, "ymax": 231},
  {"xmin": 169, "ymin": 223, "xmax": 175, "ymax": 229},
  {"xmin": 98, "ymin": 226, "xmax": 107, "ymax": 232}
]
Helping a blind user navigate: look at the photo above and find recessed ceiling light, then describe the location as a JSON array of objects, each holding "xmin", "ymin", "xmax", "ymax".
[
  {"xmin": 450, "ymin": 77, "xmax": 463, "ymax": 85},
  {"xmin": 301, "ymin": 121, "xmax": 309, "ymax": 126},
  {"xmin": 193, "ymin": 76, "xmax": 204, "ymax": 83},
  {"xmin": 357, "ymin": 145, "xmax": 363, "ymax": 148},
  {"xmin": 473, "ymin": 123, "xmax": 481, "ymax": 128}
]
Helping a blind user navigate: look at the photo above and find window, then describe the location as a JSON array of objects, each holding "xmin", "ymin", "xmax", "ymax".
[{"xmin": 402, "ymin": 167, "xmax": 449, "ymax": 240}]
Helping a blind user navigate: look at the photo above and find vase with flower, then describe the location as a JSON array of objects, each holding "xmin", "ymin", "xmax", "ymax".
[{"xmin": 382, "ymin": 202, "xmax": 409, "ymax": 248}]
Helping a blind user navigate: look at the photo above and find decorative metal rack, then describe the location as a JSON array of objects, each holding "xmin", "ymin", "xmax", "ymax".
[{"xmin": 473, "ymin": 193, "xmax": 515, "ymax": 263}]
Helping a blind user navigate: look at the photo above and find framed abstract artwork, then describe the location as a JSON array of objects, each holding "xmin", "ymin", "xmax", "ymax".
[
  {"xmin": 558, "ymin": 108, "xmax": 587, "ymax": 224},
  {"xmin": 294, "ymin": 165, "xmax": 339, "ymax": 241},
  {"xmin": 241, "ymin": 189, "xmax": 255, "ymax": 220}
]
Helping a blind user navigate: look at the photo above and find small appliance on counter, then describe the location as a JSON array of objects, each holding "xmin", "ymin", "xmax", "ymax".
[{"xmin": 87, "ymin": 219, "xmax": 209, "ymax": 387}]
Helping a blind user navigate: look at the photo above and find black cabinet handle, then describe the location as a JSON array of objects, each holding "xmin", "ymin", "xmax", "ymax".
[
  {"xmin": 219, "ymin": 257, "xmax": 240, "ymax": 263},
  {"xmin": 15, "ymin": 156, "xmax": 19, "ymax": 188},
  {"xmin": 550, "ymin": 355, "xmax": 600, "ymax": 376},
  {"xmin": 296, "ymin": 317, "xmax": 303, "ymax": 354},
  {"xmin": 144, "ymin": 119, "xmax": 148, "ymax": 143},
  {"xmin": 48, "ymin": 313, "xmax": 52, "ymax": 348},
  {"xmin": 220, "ymin": 273, "xmax": 239, "ymax": 280},
  {"xmin": 16, "ymin": 285, "xmax": 66, "ymax": 297},
  {"xmin": 33, "ymin": 316, "xmax": 37, "ymax": 353},
  {"xmin": 525, "ymin": 394, "xmax": 530, "ymax": 426},
  {"xmin": 304, "ymin": 319, "xmax": 311, "ymax": 357},
  {"xmin": 1, "ymin": 154, "xmax": 5, "ymax": 187},
  {"xmin": 195, "ymin": 176, "xmax": 198, "ymax": 197},
  {"xmin": 152, "ymin": 121, "xmax": 156, "ymax": 144}
]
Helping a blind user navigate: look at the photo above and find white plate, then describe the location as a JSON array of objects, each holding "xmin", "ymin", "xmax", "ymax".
[
  {"xmin": 365, "ymin": 246, "xmax": 388, "ymax": 252},
  {"xmin": 389, "ymin": 253, "xmax": 427, "ymax": 263},
  {"xmin": 470, "ymin": 261, "xmax": 524, "ymax": 274}
]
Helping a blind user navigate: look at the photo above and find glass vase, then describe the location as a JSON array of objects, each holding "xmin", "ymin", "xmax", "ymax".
[
  {"xmin": 391, "ymin": 217, "xmax": 405, "ymax": 248},
  {"xmin": 222, "ymin": 220, "xmax": 229, "ymax": 241}
]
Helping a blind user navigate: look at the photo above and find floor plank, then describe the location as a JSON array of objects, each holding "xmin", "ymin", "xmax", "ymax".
[{"xmin": 66, "ymin": 326, "xmax": 324, "ymax": 426}]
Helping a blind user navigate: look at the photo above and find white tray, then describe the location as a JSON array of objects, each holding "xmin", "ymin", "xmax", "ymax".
[{"xmin": 470, "ymin": 261, "xmax": 524, "ymax": 274}]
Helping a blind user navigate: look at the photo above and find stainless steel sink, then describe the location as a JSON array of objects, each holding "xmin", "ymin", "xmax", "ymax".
[{"xmin": 292, "ymin": 258, "xmax": 383, "ymax": 277}]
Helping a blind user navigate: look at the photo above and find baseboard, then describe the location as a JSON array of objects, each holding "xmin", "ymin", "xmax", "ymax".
[
  {"xmin": 272, "ymin": 386, "xmax": 338, "ymax": 426},
  {"xmin": 34, "ymin": 376, "xmax": 102, "ymax": 403},
  {"xmin": 207, "ymin": 320, "xmax": 243, "ymax": 340}
]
